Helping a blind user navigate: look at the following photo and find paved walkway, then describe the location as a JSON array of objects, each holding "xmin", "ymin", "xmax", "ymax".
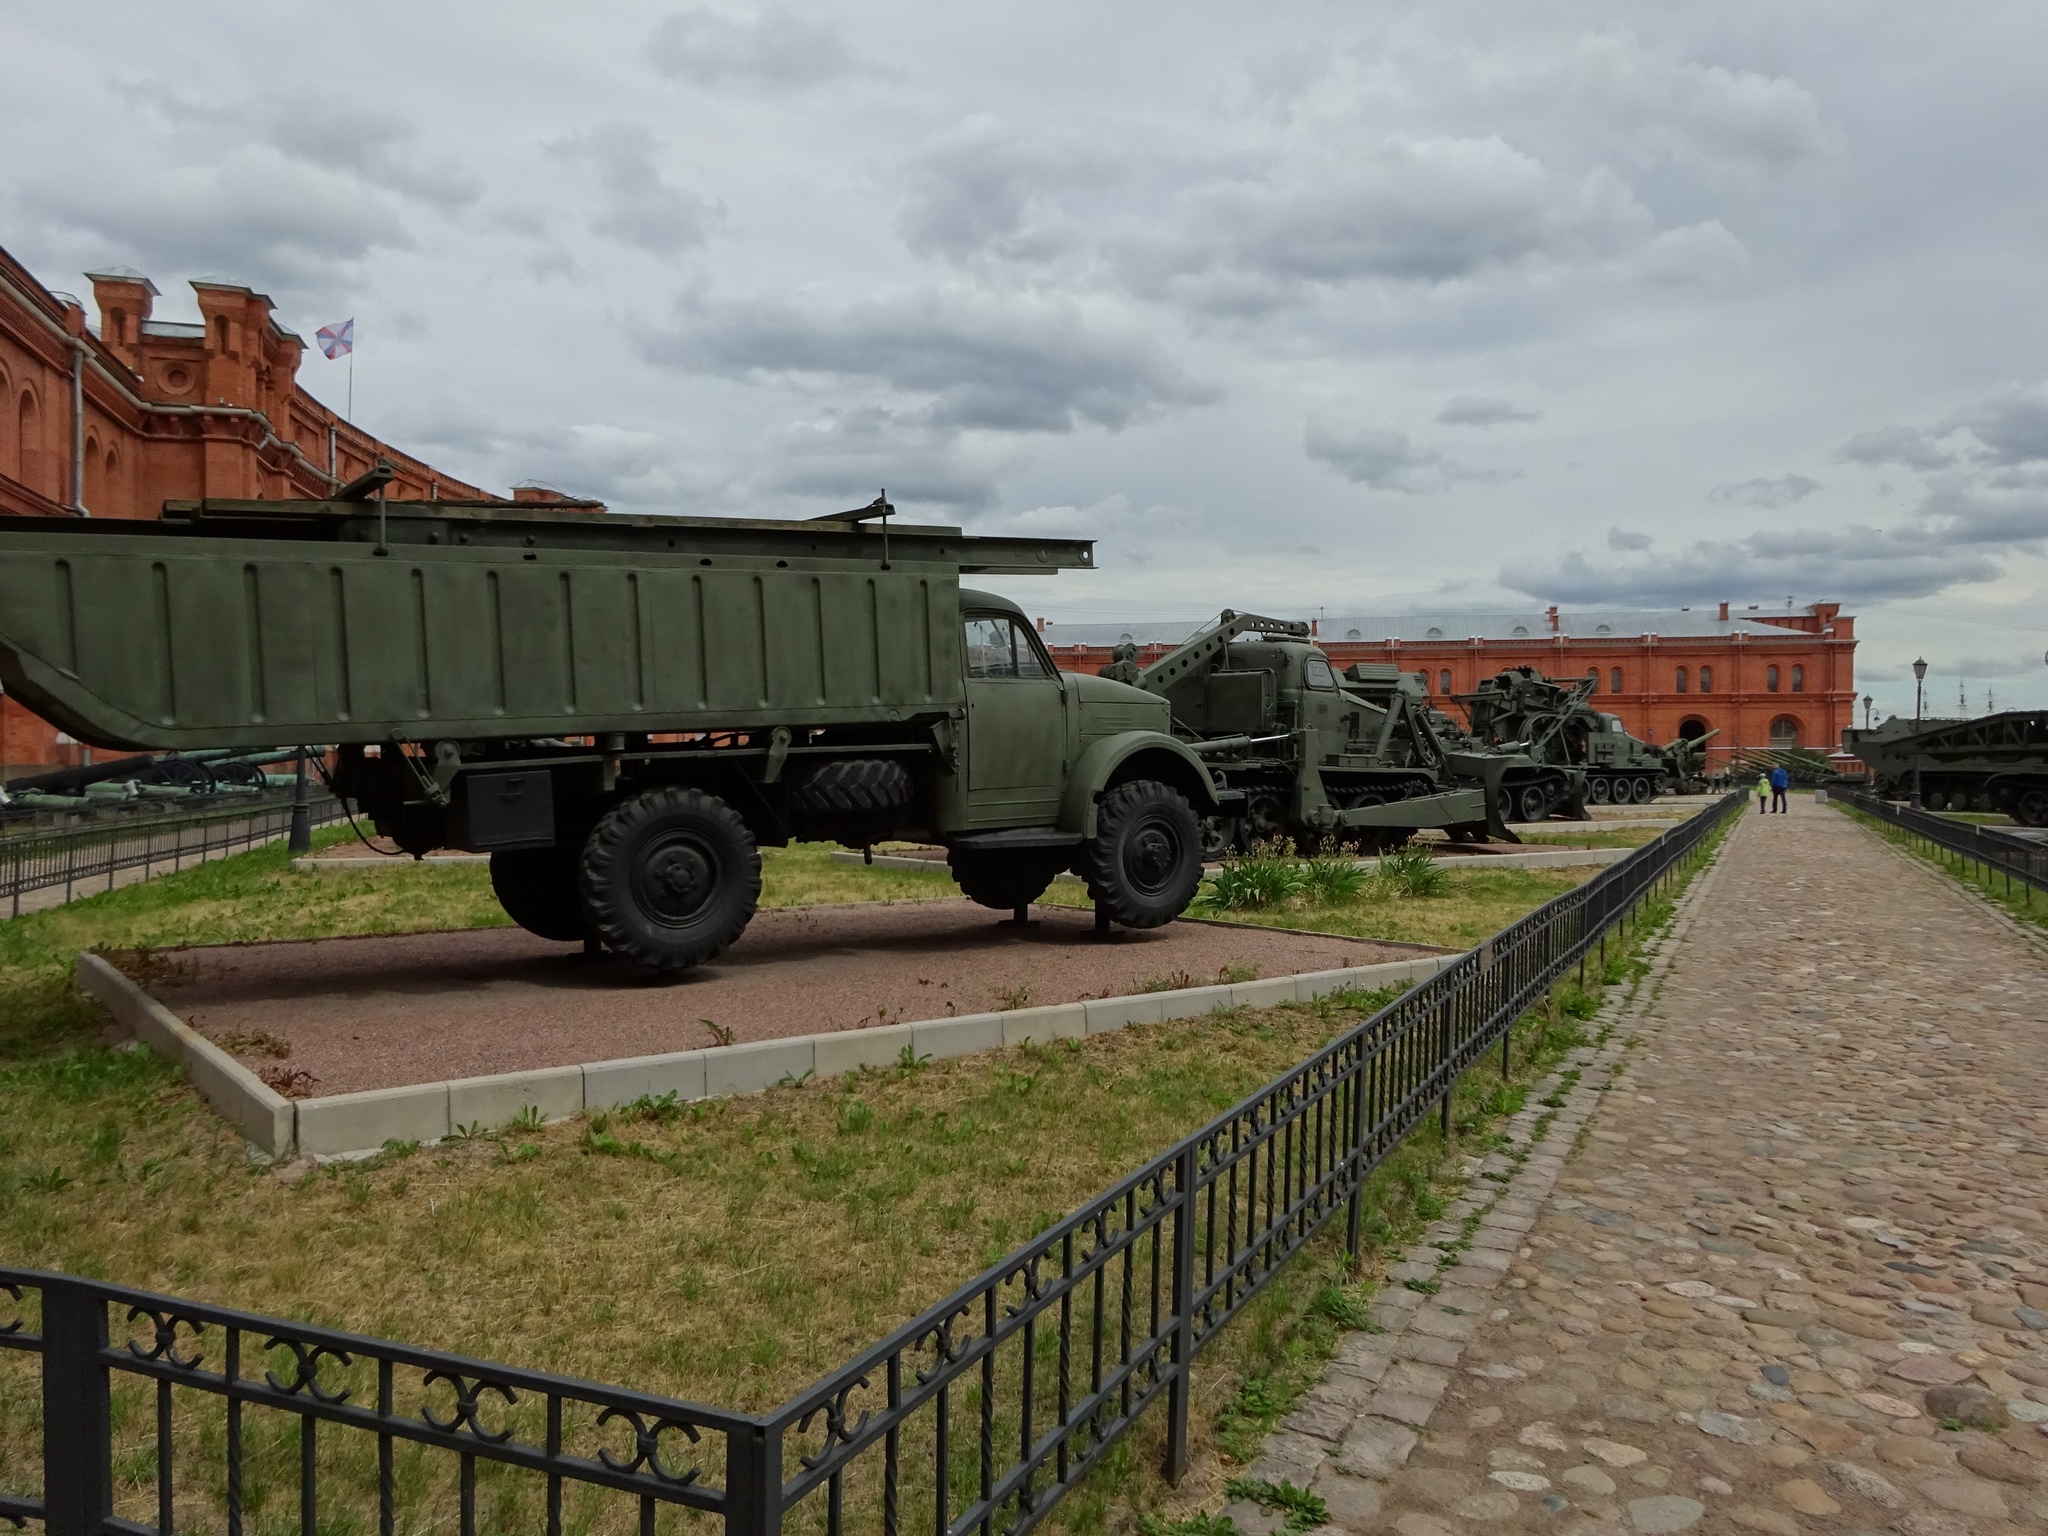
[{"xmin": 1228, "ymin": 796, "xmax": 2048, "ymax": 1536}]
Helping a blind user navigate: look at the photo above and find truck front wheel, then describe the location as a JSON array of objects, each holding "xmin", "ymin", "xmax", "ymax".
[
  {"xmin": 490, "ymin": 846, "xmax": 586, "ymax": 942},
  {"xmin": 1078, "ymin": 781, "xmax": 1203, "ymax": 928},
  {"xmin": 581, "ymin": 787, "xmax": 762, "ymax": 974}
]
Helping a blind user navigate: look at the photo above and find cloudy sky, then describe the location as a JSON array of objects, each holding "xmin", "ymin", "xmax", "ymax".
[{"xmin": 6, "ymin": 0, "xmax": 2047, "ymax": 716}]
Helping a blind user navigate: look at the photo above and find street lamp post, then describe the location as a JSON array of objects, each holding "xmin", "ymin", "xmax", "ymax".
[
  {"xmin": 1910, "ymin": 658, "xmax": 1927, "ymax": 809},
  {"xmin": 1862, "ymin": 694, "xmax": 1873, "ymax": 729}
]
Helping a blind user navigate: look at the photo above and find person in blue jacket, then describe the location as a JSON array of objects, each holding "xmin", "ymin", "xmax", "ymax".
[{"xmin": 1769, "ymin": 764, "xmax": 1791, "ymax": 814}]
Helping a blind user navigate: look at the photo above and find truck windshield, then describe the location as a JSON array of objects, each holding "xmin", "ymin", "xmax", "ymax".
[{"xmin": 964, "ymin": 615, "xmax": 1050, "ymax": 680}]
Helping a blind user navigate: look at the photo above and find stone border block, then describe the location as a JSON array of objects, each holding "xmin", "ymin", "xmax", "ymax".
[
  {"xmin": 297, "ymin": 1083, "xmax": 451, "ymax": 1159},
  {"xmin": 704, "ymin": 1038, "xmax": 815, "ymax": 1097},
  {"xmin": 1154, "ymin": 983, "xmax": 1233, "ymax": 1018},
  {"xmin": 583, "ymin": 1052, "xmax": 708, "ymax": 1112},
  {"xmin": 1082, "ymin": 994, "xmax": 1164, "ymax": 1034},
  {"xmin": 815, "ymin": 1024, "xmax": 913, "ymax": 1077},
  {"xmin": 446, "ymin": 1066, "xmax": 584, "ymax": 1133},
  {"xmin": 1003, "ymin": 1003, "xmax": 1086, "ymax": 1045},
  {"xmin": 912, "ymin": 1012, "xmax": 1004, "ymax": 1061},
  {"xmin": 1230, "ymin": 977, "xmax": 1299, "ymax": 1010},
  {"xmin": 1292, "ymin": 968, "xmax": 1359, "ymax": 1002},
  {"xmin": 76, "ymin": 953, "xmax": 294, "ymax": 1157}
]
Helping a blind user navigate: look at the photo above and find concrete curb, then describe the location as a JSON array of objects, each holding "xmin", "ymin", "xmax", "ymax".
[
  {"xmin": 75, "ymin": 953, "xmax": 295, "ymax": 1158},
  {"xmin": 92, "ymin": 949, "xmax": 1458, "ymax": 1163}
]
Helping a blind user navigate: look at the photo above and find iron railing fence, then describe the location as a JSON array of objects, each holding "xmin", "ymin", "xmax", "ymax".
[
  {"xmin": 0, "ymin": 790, "xmax": 1746, "ymax": 1536},
  {"xmin": 0, "ymin": 793, "xmax": 344, "ymax": 916},
  {"xmin": 1834, "ymin": 789, "xmax": 2048, "ymax": 902}
]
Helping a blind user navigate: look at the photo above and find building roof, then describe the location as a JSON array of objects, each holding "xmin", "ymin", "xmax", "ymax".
[{"xmin": 1041, "ymin": 607, "xmax": 1829, "ymax": 647}]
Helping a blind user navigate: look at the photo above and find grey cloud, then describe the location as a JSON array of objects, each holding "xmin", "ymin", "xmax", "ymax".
[
  {"xmin": 898, "ymin": 118, "xmax": 1121, "ymax": 265},
  {"xmin": 161, "ymin": 94, "xmax": 481, "ymax": 210},
  {"xmin": 546, "ymin": 125, "xmax": 718, "ymax": 255},
  {"xmin": 1838, "ymin": 423, "xmax": 1954, "ymax": 471},
  {"xmin": 642, "ymin": 289, "xmax": 1214, "ymax": 434},
  {"xmin": 1304, "ymin": 423, "xmax": 1508, "ymax": 493},
  {"xmin": 1630, "ymin": 220, "xmax": 1751, "ymax": 285},
  {"xmin": 1508, "ymin": 525, "xmax": 2000, "ymax": 607},
  {"xmin": 17, "ymin": 144, "xmax": 413, "ymax": 288},
  {"xmin": 1606, "ymin": 527, "xmax": 1652, "ymax": 551},
  {"xmin": 1437, "ymin": 396, "xmax": 1541, "ymax": 427},
  {"xmin": 645, "ymin": 6, "xmax": 859, "ymax": 89},
  {"xmin": 762, "ymin": 407, "xmax": 1006, "ymax": 513},
  {"xmin": 1154, "ymin": 140, "xmax": 1654, "ymax": 295},
  {"xmin": 1574, "ymin": 31, "xmax": 1834, "ymax": 170},
  {"xmin": 1710, "ymin": 473, "xmax": 1820, "ymax": 508},
  {"xmin": 1941, "ymin": 391, "xmax": 2048, "ymax": 467}
]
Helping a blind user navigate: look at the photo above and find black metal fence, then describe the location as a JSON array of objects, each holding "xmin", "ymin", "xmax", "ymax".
[
  {"xmin": 0, "ymin": 790, "xmax": 1744, "ymax": 1536},
  {"xmin": 0, "ymin": 793, "xmax": 344, "ymax": 917},
  {"xmin": 1833, "ymin": 789, "xmax": 2048, "ymax": 902}
]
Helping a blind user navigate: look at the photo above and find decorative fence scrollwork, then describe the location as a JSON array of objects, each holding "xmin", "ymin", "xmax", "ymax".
[{"xmin": 1, "ymin": 791, "xmax": 1743, "ymax": 1536}]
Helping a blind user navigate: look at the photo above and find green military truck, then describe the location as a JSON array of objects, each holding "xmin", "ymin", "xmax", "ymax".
[
  {"xmin": 1455, "ymin": 666, "xmax": 1670, "ymax": 805},
  {"xmin": 0, "ymin": 491, "xmax": 1233, "ymax": 971},
  {"xmin": 1097, "ymin": 611, "xmax": 1562, "ymax": 850}
]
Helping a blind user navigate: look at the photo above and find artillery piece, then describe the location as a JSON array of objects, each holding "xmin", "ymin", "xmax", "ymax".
[
  {"xmin": 1455, "ymin": 666, "xmax": 1670, "ymax": 806},
  {"xmin": 1097, "ymin": 611, "xmax": 1579, "ymax": 851}
]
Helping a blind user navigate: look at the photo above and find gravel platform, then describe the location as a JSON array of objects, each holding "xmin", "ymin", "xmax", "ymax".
[{"xmin": 153, "ymin": 901, "xmax": 1422, "ymax": 1097}]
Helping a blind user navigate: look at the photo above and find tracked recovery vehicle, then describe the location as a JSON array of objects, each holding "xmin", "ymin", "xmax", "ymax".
[
  {"xmin": 0, "ymin": 490, "xmax": 1232, "ymax": 971},
  {"xmin": 1097, "ymin": 612, "xmax": 1552, "ymax": 852},
  {"xmin": 1843, "ymin": 711, "xmax": 2048, "ymax": 824},
  {"xmin": 1456, "ymin": 666, "xmax": 1669, "ymax": 806}
]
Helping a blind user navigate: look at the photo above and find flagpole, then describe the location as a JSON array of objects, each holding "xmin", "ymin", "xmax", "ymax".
[{"xmin": 347, "ymin": 346, "xmax": 354, "ymax": 422}]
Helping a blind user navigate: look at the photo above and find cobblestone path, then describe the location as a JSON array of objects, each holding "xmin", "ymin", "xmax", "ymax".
[{"xmin": 1229, "ymin": 796, "xmax": 2048, "ymax": 1536}]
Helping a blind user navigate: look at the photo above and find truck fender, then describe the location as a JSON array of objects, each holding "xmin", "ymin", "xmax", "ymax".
[{"xmin": 1058, "ymin": 732, "xmax": 1225, "ymax": 839}]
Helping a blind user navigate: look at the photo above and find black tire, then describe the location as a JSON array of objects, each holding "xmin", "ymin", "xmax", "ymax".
[
  {"xmin": 1078, "ymin": 781, "xmax": 1204, "ymax": 929},
  {"xmin": 2016, "ymin": 789, "xmax": 2048, "ymax": 827},
  {"xmin": 789, "ymin": 758, "xmax": 913, "ymax": 815},
  {"xmin": 1517, "ymin": 784, "xmax": 1551, "ymax": 823},
  {"xmin": 491, "ymin": 846, "xmax": 587, "ymax": 942},
  {"xmin": 1631, "ymin": 776, "xmax": 1655, "ymax": 804},
  {"xmin": 1494, "ymin": 788, "xmax": 1514, "ymax": 825},
  {"xmin": 1199, "ymin": 816, "xmax": 1242, "ymax": 859},
  {"xmin": 949, "ymin": 848, "xmax": 1064, "ymax": 911},
  {"xmin": 1588, "ymin": 777, "xmax": 1611, "ymax": 804},
  {"xmin": 580, "ymin": 787, "xmax": 761, "ymax": 974}
]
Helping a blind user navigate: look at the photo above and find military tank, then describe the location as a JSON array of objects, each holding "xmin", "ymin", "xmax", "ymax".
[
  {"xmin": 1842, "ymin": 711, "xmax": 2048, "ymax": 825},
  {"xmin": 1455, "ymin": 666, "xmax": 1672, "ymax": 805}
]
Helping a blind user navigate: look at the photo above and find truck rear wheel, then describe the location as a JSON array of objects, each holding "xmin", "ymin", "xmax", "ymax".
[
  {"xmin": 490, "ymin": 847, "xmax": 586, "ymax": 942},
  {"xmin": 948, "ymin": 848, "xmax": 1065, "ymax": 911},
  {"xmin": 1517, "ymin": 784, "xmax": 1551, "ymax": 823},
  {"xmin": 1078, "ymin": 781, "xmax": 1203, "ymax": 929},
  {"xmin": 580, "ymin": 787, "xmax": 761, "ymax": 974}
]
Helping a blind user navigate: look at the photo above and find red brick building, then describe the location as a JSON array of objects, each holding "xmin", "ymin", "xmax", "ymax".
[
  {"xmin": 0, "ymin": 244, "xmax": 575, "ymax": 773},
  {"xmin": 1040, "ymin": 601, "xmax": 1857, "ymax": 766}
]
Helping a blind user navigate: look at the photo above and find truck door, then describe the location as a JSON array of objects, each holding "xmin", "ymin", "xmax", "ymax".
[{"xmin": 962, "ymin": 612, "xmax": 1067, "ymax": 825}]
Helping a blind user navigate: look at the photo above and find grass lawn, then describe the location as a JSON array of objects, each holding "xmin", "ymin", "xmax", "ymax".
[{"xmin": 0, "ymin": 820, "xmax": 1723, "ymax": 1534}]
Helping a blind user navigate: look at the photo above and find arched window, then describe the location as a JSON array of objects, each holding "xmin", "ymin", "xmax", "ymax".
[
  {"xmin": 103, "ymin": 447, "xmax": 119, "ymax": 516},
  {"xmin": 1769, "ymin": 715, "xmax": 1800, "ymax": 748},
  {"xmin": 18, "ymin": 389, "xmax": 42, "ymax": 495},
  {"xmin": 1344, "ymin": 629, "xmax": 1361, "ymax": 640},
  {"xmin": 82, "ymin": 432, "xmax": 99, "ymax": 510},
  {"xmin": 110, "ymin": 307, "xmax": 127, "ymax": 345},
  {"xmin": 1610, "ymin": 667, "xmax": 1623, "ymax": 694},
  {"xmin": 213, "ymin": 315, "xmax": 230, "ymax": 353},
  {"xmin": 1766, "ymin": 665, "xmax": 1780, "ymax": 693},
  {"xmin": 1510, "ymin": 625, "xmax": 1529, "ymax": 636},
  {"xmin": 1595, "ymin": 623, "xmax": 1612, "ymax": 635},
  {"xmin": 1699, "ymin": 666, "xmax": 1713, "ymax": 693},
  {"xmin": 1439, "ymin": 669, "xmax": 1452, "ymax": 694},
  {"xmin": 1791, "ymin": 665, "xmax": 1804, "ymax": 693},
  {"xmin": 1675, "ymin": 666, "xmax": 1688, "ymax": 694},
  {"xmin": 0, "ymin": 365, "xmax": 14, "ymax": 480},
  {"xmin": 1587, "ymin": 667, "xmax": 1600, "ymax": 692},
  {"xmin": 1425, "ymin": 626, "xmax": 1443, "ymax": 638}
]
